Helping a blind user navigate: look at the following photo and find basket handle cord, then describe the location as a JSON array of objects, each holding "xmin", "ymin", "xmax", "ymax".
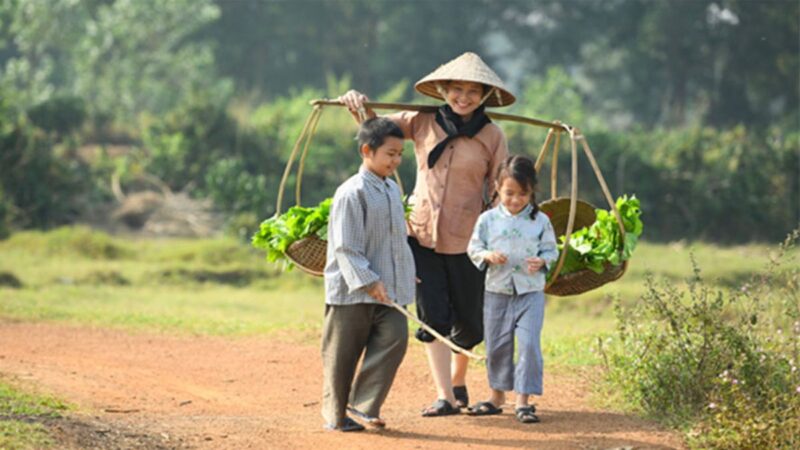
[
  {"xmin": 276, "ymin": 105, "xmax": 322, "ymax": 215},
  {"xmin": 536, "ymin": 126, "xmax": 628, "ymax": 288},
  {"xmin": 276, "ymin": 105, "xmax": 406, "ymax": 216}
]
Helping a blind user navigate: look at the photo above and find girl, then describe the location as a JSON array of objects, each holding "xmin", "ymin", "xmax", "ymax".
[
  {"xmin": 339, "ymin": 52, "xmax": 513, "ymax": 416},
  {"xmin": 466, "ymin": 155, "xmax": 559, "ymax": 423}
]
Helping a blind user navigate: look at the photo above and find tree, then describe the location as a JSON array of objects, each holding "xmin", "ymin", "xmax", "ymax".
[
  {"xmin": 0, "ymin": 0, "xmax": 230, "ymax": 124},
  {"xmin": 497, "ymin": 0, "xmax": 799, "ymax": 128}
]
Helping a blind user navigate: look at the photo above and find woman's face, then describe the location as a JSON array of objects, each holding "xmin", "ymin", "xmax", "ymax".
[{"xmin": 444, "ymin": 81, "xmax": 485, "ymax": 120}]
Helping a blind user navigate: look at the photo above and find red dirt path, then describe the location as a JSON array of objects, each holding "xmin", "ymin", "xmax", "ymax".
[{"xmin": 0, "ymin": 320, "xmax": 685, "ymax": 449}]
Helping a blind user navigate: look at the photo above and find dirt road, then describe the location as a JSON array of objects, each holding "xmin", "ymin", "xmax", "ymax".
[{"xmin": 0, "ymin": 320, "xmax": 683, "ymax": 449}]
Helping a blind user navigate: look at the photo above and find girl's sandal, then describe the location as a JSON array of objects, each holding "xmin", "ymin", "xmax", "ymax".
[{"xmin": 515, "ymin": 406, "xmax": 540, "ymax": 424}]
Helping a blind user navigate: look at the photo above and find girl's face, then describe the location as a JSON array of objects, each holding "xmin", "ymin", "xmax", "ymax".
[
  {"xmin": 496, "ymin": 176, "xmax": 531, "ymax": 215},
  {"xmin": 444, "ymin": 81, "xmax": 485, "ymax": 120}
]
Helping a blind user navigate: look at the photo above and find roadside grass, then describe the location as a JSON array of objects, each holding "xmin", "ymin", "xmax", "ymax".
[
  {"xmin": 0, "ymin": 379, "xmax": 70, "ymax": 450},
  {"xmin": 1, "ymin": 226, "xmax": 795, "ymax": 367},
  {"xmin": 1, "ymin": 227, "xmax": 796, "ymax": 449}
]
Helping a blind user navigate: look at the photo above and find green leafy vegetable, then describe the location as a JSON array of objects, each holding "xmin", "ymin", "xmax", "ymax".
[
  {"xmin": 547, "ymin": 195, "xmax": 643, "ymax": 278},
  {"xmin": 252, "ymin": 197, "xmax": 411, "ymax": 267},
  {"xmin": 251, "ymin": 198, "xmax": 332, "ymax": 265}
]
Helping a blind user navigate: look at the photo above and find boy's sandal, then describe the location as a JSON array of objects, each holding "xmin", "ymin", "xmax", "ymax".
[
  {"xmin": 453, "ymin": 385, "xmax": 469, "ymax": 409},
  {"xmin": 466, "ymin": 401, "xmax": 503, "ymax": 416},
  {"xmin": 515, "ymin": 406, "xmax": 540, "ymax": 424},
  {"xmin": 347, "ymin": 406, "xmax": 386, "ymax": 428},
  {"xmin": 421, "ymin": 399, "xmax": 460, "ymax": 417},
  {"xmin": 323, "ymin": 416, "xmax": 366, "ymax": 432}
]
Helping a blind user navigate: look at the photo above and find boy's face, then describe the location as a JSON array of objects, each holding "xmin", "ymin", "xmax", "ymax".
[
  {"xmin": 362, "ymin": 136, "xmax": 404, "ymax": 178},
  {"xmin": 444, "ymin": 80, "xmax": 484, "ymax": 119}
]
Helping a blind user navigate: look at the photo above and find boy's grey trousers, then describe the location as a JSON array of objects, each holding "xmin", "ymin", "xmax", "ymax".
[
  {"xmin": 321, "ymin": 303, "xmax": 408, "ymax": 426},
  {"xmin": 483, "ymin": 290, "xmax": 545, "ymax": 395}
]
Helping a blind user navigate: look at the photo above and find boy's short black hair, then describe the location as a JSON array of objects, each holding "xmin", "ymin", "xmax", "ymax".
[{"xmin": 357, "ymin": 117, "xmax": 404, "ymax": 151}]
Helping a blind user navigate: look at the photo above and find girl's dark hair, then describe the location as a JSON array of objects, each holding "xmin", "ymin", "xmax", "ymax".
[{"xmin": 493, "ymin": 155, "xmax": 539, "ymax": 220}]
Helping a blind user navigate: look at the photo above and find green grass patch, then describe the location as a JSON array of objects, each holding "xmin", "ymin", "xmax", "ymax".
[
  {"xmin": 1, "ymin": 226, "xmax": 796, "ymax": 354},
  {"xmin": 0, "ymin": 379, "xmax": 70, "ymax": 450}
]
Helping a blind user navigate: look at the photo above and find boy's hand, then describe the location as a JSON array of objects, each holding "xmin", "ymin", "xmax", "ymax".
[
  {"xmin": 526, "ymin": 257, "xmax": 546, "ymax": 274},
  {"xmin": 366, "ymin": 281, "xmax": 391, "ymax": 304},
  {"xmin": 484, "ymin": 251, "xmax": 508, "ymax": 265}
]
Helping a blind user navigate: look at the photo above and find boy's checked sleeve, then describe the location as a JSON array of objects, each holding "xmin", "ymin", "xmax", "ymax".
[{"xmin": 328, "ymin": 191, "xmax": 380, "ymax": 293}]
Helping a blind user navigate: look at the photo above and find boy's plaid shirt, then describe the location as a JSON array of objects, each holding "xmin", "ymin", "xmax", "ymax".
[{"xmin": 324, "ymin": 166, "xmax": 415, "ymax": 306}]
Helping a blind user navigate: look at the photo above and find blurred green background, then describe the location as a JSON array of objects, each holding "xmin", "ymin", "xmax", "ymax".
[{"xmin": 0, "ymin": 0, "xmax": 796, "ymax": 243}]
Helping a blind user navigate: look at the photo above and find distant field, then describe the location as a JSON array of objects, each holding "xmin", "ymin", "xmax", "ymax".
[{"xmin": 0, "ymin": 226, "xmax": 795, "ymax": 368}]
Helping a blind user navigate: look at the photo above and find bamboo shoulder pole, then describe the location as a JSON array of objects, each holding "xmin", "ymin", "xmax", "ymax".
[{"xmin": 310, "ymin": 99, "xmax": 572, "ymax": 132}]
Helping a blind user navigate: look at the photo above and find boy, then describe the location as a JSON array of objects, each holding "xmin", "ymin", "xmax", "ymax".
[{"xmin": 321, "ymin": 117, "xmax": 415, "ymax": 431}]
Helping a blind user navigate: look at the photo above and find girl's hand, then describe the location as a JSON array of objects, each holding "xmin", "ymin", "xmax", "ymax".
[
  {"xmin": 484, "ymin": 251, "xmax": 508, "ymax": 265},
  {"xmin": 366, "ymin": 281, "xmax": 391, "ymax": 304},
  {"xmin": 526, "ymin": 257, "xmax": 546, "ymax": 274}
]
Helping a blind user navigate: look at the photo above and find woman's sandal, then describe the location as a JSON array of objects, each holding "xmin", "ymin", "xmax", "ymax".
[
  {"xmin": 466, "ymin": 401, "xmax": 503, "ymax": 416},
  {"xmin": 453, "ymin": 385, "xmax": 469, "ymax": 409},
  {"xmin": 515, "ymin": 406, "xmax": 540, "ymax": 424},
  {"xmin": 421, "ymin": 399, "xmax": 460, "ymax": 417}
]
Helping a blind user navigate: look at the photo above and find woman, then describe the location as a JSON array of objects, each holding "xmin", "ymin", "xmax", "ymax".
[{"xmin": 339, "ymin": 52, "xmax": 515, "ymax": 416}]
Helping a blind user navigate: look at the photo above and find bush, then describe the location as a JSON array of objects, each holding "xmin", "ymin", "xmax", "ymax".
[
  {"xmin": 204, "ymin": 158, "xmax": 270, "ymax": 216},
  {"xmin": 600, "ymin": 229, "xmax": 800, "ymax": 448},
  {"xmin": 43, "ymin": 226, "xmax": 132, "ymax": 260},
  {"xmin": 0, "ymin": 120, "xmax": 92, "ymax": 229},
  {"xmin": 525, "ymin": 126, "xmax": 798, "ymax": 243},
  {"xmin": 142, "ymin": 95, "xmax": 237, "ymax": 191},
  {"xmin": 0, "ymin": 188, "xmax": 12, "ymax": 240},
  {"xmin": 26, "ymin": 96, "xmax": 87, "ymax": 136}
]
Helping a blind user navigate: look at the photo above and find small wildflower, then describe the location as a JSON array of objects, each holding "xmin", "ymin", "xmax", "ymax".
[
  {"xmin": 732, "ymin": 379, "xmax": 739, "ymax": 385},
  {"xmin": 708, "ymin": 402, "xmax": 717, "ymax": 409},
  {"xmin": 796, "ymin": 386, "xmax": 800, "ymax": 394}
]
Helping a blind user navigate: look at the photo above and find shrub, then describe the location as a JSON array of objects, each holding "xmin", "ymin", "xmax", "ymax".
[
  {"xmin": 204, "ymin": 158, "xmax": 270, "ymax": 215},
  {"xmin": 600, "ymin": 228, "xmax": 800, "ymax": 448},
  {"xmin": 0, "ymin": 121, "xmax": 92, "ymax": 229},
  {"xmin": 0, "ymin": 188, "xmax": 12, "ymax": 240},
  {"xmin": 26, "ymin": 96, "xmax": 87, "ymax": 136},
  {"xmin": 43, "ymin": 226, "xmax": 132, "ymax": 260}
]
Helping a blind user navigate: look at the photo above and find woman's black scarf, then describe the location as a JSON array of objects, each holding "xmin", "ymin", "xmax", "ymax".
[{"xmin": 427, "ymin": 104, "xmax": 491, "ymax": 169}]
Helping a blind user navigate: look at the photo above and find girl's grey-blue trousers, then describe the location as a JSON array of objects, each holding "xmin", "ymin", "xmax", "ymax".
[{"xmin": 483, "ymin": 290, "xmax": 545, "ymax": 395}]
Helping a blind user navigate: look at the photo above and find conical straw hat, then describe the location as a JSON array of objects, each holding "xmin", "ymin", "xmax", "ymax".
[{"xmin": 415, "ymin": 52, "xmax": 515, "ymax": 107}]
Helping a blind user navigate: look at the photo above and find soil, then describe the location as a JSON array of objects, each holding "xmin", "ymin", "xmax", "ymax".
[{"xmin": 0, "ymin": 320, "xmax": 685, "ymax": 449}]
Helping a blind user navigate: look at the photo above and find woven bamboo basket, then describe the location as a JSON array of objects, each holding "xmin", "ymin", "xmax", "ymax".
[
  {"xmin": 532, "ymin": 125, "xmax": 629, "ymax": 296},
  {"xmin": 285, "ymin": 235, "xmax": 327, "ymax": 276},
  {"xmin": 539, "ymin": 197, "xmax": 627, "ymax": 296}
]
